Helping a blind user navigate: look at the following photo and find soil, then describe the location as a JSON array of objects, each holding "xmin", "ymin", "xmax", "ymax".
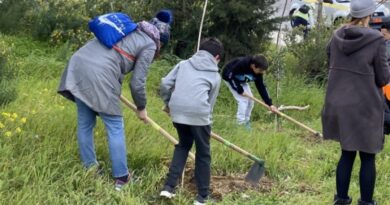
[{"xmin": 177, "ymin": 164, "xmax": 274, "ymax": 201}]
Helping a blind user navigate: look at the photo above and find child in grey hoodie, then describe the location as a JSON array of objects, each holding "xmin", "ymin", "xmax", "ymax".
[{"xmin": 159, "ymin": 37, "xmax": 224, "ymax": 205}]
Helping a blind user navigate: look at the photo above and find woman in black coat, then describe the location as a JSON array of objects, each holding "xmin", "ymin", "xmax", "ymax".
[{"xmin": 322, "ymin": 0, "xmax": 390, "ymax": 204}]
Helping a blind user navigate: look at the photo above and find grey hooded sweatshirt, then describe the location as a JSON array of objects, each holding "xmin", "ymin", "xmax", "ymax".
[
  {"xmin": 160, "ymin": 50, "xmax": 221, "ymax": 126},
  {"xmin": 322, "ymin": 25, "xmax": 390, "ymax": 153}
]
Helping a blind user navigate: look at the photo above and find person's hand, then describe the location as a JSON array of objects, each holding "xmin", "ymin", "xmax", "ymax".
[
  {"xmin": 162, "ymin": 105, "xmax": 170, "ymax": 116},
  {"xmin": 136, "ymin": 109, "xmax": 148, "ymax": 124},
  {"xmin": 241, "ymin": 92, "xmax": 250, "ymax": 97},
  {"xmin": 269, "ymin": 105, "xmax": 278, "ymax": 113}
]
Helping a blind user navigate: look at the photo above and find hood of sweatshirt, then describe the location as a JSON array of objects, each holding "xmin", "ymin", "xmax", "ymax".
[
  {"xmin": 188, "ymin": 50, "xmax": 219, "ymax": 72},
  {"xmin": 333, "ymin": 25, "xmax": 383, "ymax": 56}
]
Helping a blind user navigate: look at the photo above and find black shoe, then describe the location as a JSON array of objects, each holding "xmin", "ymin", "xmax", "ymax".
[
  {"xmin": 334, "ymin": 194, "xmax": 352, "ymax": 205},
  {"xmin": 358, "ymin": 199, "xmax": 377, "ymax": 205}
]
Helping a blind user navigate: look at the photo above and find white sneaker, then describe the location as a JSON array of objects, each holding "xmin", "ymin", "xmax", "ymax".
[
  {"xmin": 193, "ymin": 195, "xmax": 208, "ymax": 205},
  {"xmin": 160, "ymin": 190, "xmax": 176, "ymax": 199},
  {"xmin": 194, "ymin": 200, "xmax": 206, "ymax": 205}
]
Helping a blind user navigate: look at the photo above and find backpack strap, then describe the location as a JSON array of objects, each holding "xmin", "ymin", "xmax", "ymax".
[{"xmin": 113, "ymin": 45, "xmax": 136, "ymax": 62}]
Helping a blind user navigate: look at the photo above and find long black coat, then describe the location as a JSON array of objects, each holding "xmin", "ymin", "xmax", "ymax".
[{"xmin": 322, "ymin": 25, "xmax": 390, "ymax": 154}]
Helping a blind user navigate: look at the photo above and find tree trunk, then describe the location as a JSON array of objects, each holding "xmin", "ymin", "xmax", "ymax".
[{"xmin": 317, "ymin": 0, "xmax": 323, "ymax": 26}]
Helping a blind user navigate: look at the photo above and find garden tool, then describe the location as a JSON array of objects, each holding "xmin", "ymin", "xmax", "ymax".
[
  {"xmin": 243, "ymin": 93, "xmax": 323, "ymax": 138},
  {"xmin": 119, "ymin": 95, "xmax": 195, "ymax": 160},
  {"xmin": 211, "ymin": 132, "xmax": 265, "ymax": 185}
]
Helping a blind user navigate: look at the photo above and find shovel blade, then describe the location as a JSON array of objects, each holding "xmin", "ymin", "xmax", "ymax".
[{"xmin": 244, "ymin": 162, "xmax": 265, "ymax": 185}]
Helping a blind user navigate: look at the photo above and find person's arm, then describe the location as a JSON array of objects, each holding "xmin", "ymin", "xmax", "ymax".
[
  {"xmin": 130, "ymin": 47, "xmax": 155, "ymax": 110},
  {"xmin": 209, "ymin": 76, "xmax": 221, "ymax": 114},
  {"xmin": 374, "ymin": 38, "xmax": 390, "ymax": 87},
  {"xmin": 254, "ymin": 75, "xmax": 272, "ymax": 106},
  {"xmin": 160, "ymin": 62, "xmax": 181, "ymax": 106}
]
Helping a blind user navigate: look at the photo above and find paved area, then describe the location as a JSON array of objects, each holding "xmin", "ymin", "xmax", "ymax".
[
  {"xmin": 271, "ymin": 1, "xmax": 390, "ymax": 45},
  {"xmin": 271, "ymin": 0, "xmax": 293, "ymax": 46}
]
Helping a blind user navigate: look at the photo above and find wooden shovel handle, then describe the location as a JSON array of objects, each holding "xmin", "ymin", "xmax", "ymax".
[
  {"xmin": 120, "ymin": 95, "xmax": 195, "ymax": 160},
  {"xmin": 211, "ymin": 132, "xmax": 264, "ymax": 165},
  {"xmin": 244, "ymin": 94, "xmax": 323, "ymax": 138}
]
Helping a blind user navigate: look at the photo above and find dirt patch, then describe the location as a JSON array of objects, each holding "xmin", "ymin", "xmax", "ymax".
[
  {"xmin": 160, "ymin": 157, "xmax": 275, "ymax": 201},
  {"xmin": 180, "ymin": 166, "xmax": 274, "ymax": 201},
  {"xmin": 295, "ymin": 131, "xmax": 323, "ymax": 143}
]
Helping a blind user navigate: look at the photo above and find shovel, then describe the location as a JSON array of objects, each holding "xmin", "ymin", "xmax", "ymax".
[
  {"xmin": 119, "ymin": 95, "xmax": 195, "ymax": 160},
  {"xmin": 243, "ymin": 94, "xmax": 323, "ymax": 138},
  {"xmin": 211, "ymin": 132, "xmax": 265, "ymax": 185}
]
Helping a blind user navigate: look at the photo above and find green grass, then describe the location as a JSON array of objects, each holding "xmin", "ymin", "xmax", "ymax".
[{"xmin": 0, "ymin": 34, "xmax": 389, "ymax": 205}]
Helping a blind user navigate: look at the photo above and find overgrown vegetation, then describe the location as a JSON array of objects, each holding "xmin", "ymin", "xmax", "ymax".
[
  {"xmin": 0, "ymin": 34, "xmax": 389, "ymax": 205},
  {"xmin": 0, "ymin": 36, "xmax": 17, "ymax": 105},
  {"xmin": 0, "ymin": 1, "xmax": 389, "ymax": 204},
  {"xmin": 0, "ymin": 0, "xmax": 279, "ymax": 61},
  {"xmin": 284, "ymin": 25, "xmax": 335, "ymax": 83}
]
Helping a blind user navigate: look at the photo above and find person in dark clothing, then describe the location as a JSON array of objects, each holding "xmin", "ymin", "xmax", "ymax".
[
  {"xmin": 292, "ymin": 4, "xmax": 311, "ymax": 38},
  {"xmin": 322, "ymin": 0, "xmax": 390, "ymax": 204},
  {"xmin": 222, "ymin": 55, "xmax": 277, "ymax": 129}
]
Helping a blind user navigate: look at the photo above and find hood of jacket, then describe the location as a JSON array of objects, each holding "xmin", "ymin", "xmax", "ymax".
[
  {"xmin": 333, "ymin": 25, "xmax": 383, "ymax": 56},
  {"xmin": 188, "ymin": 50, "xmax": 218, "ymax": 72}
]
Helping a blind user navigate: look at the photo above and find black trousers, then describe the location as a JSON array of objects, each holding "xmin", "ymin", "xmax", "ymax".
[
  {"xmin": 336, "ymin": 150, "xmax": 376, "ymax": 202},
  {"xmin": 164, "ymin": 123, "xmax": 211, "ymax": 197}
]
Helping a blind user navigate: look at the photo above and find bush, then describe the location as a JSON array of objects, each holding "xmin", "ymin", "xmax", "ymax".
[
  {"xmin": 0, "ymin": 0, "xmax": 31, "ymax": 34},
  {"xmin": 0, "ymin": 42, "xmax": 17, "ymax": 105},
  {"xmin": 29, "ymin": 1, "xmax": 92, "ymax": 48},
  {"xmin": 284, "ymin": 25, "xmax": 335, "ymax": 83},
  {"xmin": 32, "ymin": 0, "xmax": 148, "ymax": 48}
]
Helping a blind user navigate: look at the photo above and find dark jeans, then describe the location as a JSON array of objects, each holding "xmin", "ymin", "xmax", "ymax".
[
  {"xmin": 164, "ymin": 123, "xmax": 211, "ymax": 197},
  {"xmin": 336, "ymin": 150, "xmax": 376, "ymax": 202}
]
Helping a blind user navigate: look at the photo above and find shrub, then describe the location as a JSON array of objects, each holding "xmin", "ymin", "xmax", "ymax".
[
  {"xmin": 0, "ymin": 0, "xmax": 31, "ymax": 34},
  {"xmin": 0, "ymin": 40, "xmax": 17, "ymax": 105},
  {"xmin": 284, "ymin": 25, "xmax": 335, "ymax": 83}
]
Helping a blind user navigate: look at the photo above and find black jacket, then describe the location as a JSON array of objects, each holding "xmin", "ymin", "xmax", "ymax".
[{"xmin": 222, "ymin": 56, "xmax": 272, "ymax": 105}]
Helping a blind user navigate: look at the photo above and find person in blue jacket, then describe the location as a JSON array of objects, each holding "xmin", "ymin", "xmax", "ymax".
[{"xmin": 222, "ymin": 54, "xmax": 277, "ymax": 129}]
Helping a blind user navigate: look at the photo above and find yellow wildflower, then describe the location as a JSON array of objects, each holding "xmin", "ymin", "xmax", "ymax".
[
  {"xmin": 20, "ymin": 117, "xmax": 27, "ymax": 124},
  {"xmin": 43, "ymin": 88, "xmax": 48, "ymax": 92},
  {"xmin": 4, "ymin": 131, "xmax": 11, "ymax": 137},
  {"xmin": 1, "ymin": 112, "xmax": 10, "ymax": 117},
  {"xmin": 11, "ymin": 113, "xmax": 18, "ymax": 119},
  {"xmin": 0, "ymin": 122, "xmax": 4, "ymax": 129},
  {"xmin": 15, "ymin": 127, "xmax": 21, "ymax": 133}
]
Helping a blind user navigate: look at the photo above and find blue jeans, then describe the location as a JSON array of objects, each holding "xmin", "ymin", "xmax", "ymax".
[{"xmin": 75, "ymin": 98, "xmax": 128, "ymax": 178}]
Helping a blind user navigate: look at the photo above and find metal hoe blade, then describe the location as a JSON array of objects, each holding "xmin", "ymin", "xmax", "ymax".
[{"xmin": 244, "ymin": 162, "xmax": 265, "ymax": 185}]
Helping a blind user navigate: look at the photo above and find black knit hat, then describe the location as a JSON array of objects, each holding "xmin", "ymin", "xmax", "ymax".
[
  {"xmin": 299, "ymin": 4, "xmax": 310, "ymax": 14},
  {"xmin": 150, "ymin": 10, "xmax": 172, "ymax": 44}
]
